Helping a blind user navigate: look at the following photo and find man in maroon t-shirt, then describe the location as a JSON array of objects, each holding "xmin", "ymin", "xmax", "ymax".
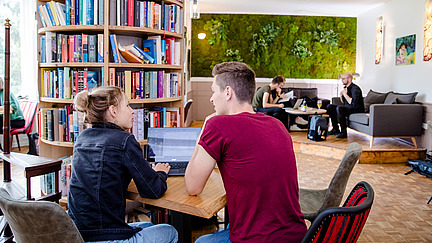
[{"xmin": 185, "ymin": 62, "xmax": 307, "ymax": 243}]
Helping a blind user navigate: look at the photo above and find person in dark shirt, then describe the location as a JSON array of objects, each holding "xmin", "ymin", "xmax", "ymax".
[{"xmin": 326, "ymin": 72, "xmax": 365, "ymax": 138}]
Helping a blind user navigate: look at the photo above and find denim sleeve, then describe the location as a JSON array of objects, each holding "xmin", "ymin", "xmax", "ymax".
[{"xmin": 124, "ymin": 135, "xmax": 168, "ymax": 199}]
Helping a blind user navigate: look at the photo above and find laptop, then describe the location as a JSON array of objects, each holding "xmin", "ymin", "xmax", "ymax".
[
  {"xmin": 147, "ymin": 127, "xmax": 201, "ymax": 176},
  {"xmin": 284, "ymin": 98, "xmax": 303, "ymax": 111}
]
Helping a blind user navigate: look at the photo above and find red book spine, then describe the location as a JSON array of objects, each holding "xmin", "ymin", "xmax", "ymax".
[{"xmin": 128, "ymin": 0, "xmax": 134, "ymax": 27}]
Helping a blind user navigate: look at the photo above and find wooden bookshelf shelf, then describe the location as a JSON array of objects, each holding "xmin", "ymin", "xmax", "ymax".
[
  {"xmin": 40, "ymin": 97, "xmax": 182, "ymax": 104},
  {"xmin": 40, "ymin": 97, "xmax": 74, "ymax": 104},
  {"xmin": 41, "ymin": 138, "xmax": 74, "ymax": 148},
  {"xmin": 38, "ymin": 25, "xmax": 105, "ymax": 35},
  {"xmin": 39, "ymin": 63, "xmax": 105, "ymax": 68},
  {"xmin": 108, "ymin": 63, "xmax": 183, "ymax": 69},
  {"xmin": 108, "ymin": 26, "xmax": 183, "ymax": 39}
]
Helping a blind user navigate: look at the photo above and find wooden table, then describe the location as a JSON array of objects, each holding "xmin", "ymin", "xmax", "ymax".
[
  {"xmin": 127, "ymin": 170, "xmax": 227, "ymax": 243},
  {"xmin": 0, "ymin": 152, "xmax": 62, "ymax": 202},
  {"xmin": 284, "ymin": 108, "xmax": 327, "ymax": 131}
]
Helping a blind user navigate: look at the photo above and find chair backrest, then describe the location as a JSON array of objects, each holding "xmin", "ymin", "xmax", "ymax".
[
  {"xmin": 302, "ymin": 181, "xmax": 374, "ymax": 243},
  {"xmin": 184, "ymin": 99, "xmax": 193, "ymax": 122},
  {"xmin": 10, "ymin": 100, "xmax": 38, "ymax": 135},
  {"xmin": 320, "ymin": 142, "xmax": 363, "ymax": 212},
  {"xmin": 0, "ymin": 188, "xmax": 84, "ymax": 243}
]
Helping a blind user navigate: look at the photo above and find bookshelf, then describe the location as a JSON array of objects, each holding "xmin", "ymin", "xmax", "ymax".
[{"xmin": 36, "ymin": 0, "xmax": 185, "ymax": 159}]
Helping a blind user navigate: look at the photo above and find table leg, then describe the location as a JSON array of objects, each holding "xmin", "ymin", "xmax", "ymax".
[{"xmin": 171, "ymin": 211, "xmax": 192, "ymax": 243}]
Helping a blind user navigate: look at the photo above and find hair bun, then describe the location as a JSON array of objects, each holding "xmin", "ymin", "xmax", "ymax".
[{"xmin": 74, "ymin": 90, "xmax": 90, "ymax": 112}]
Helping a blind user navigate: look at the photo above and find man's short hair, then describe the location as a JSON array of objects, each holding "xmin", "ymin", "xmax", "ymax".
[
  {"xmin": 212, "ymin": 62, "xmax": 256, "ymax": 104},
  {"xmin": 271, "ymin": 75, "xmax": 285, "ymax": 84}
]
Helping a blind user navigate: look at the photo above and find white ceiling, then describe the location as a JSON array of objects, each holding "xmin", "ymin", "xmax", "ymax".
[{"xmin": 199, "ymin": 0, "xmax": 391, "ymax": 17}]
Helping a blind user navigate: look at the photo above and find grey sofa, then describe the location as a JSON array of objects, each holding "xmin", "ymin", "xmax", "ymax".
[{"xmin": 332, "ymin": 90, "xmax": 424, "ymax": 148}]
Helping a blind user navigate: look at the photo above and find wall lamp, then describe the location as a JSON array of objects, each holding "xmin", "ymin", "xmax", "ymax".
[{"xmin": 191, "ymin": 0, "xmax": 200, "ymax": 19}]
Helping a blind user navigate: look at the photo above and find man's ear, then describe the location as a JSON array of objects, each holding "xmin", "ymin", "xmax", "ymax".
[{"xmin": 225, "ymin": 86, "xmax": 233, "ymax": 101}]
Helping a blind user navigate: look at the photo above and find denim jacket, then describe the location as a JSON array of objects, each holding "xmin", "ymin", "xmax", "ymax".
[{"xmin": 68, "ymin": 122, "xmax": 168, "ymax": 242}]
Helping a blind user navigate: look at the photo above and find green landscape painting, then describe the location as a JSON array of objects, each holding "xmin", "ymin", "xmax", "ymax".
[{"xmin": 191, "ymin": 14, "xmax": 357, "ymax": 79}]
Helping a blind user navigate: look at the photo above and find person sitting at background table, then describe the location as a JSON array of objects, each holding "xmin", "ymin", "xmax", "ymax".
[
  {"xmin": 252, "ymin": 75, "xmax": 289, "ymax": 128},
  {"xmin": 0, "ymin": 77, "xmax": 25, "ymax": 132},
  {"xmin": 185, "ymin": 62, "xmax": 307, "ymax": 242},
  {"xmin": 68, "ymin": 86, "xmax": 178, "ymax": 243}
]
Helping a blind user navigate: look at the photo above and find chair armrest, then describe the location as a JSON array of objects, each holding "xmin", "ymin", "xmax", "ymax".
[{"xmin": 369, "ymin": 104, "xmax": 424, "ymax": 136}]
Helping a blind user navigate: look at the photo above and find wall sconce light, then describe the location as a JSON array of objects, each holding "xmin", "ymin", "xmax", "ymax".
[
  {"xmin": 191, "ymin": 0, "xmax": 200, "ymax": 19},
  {"xmin": 198, "ymin": 33, "xmax": 206, "ymax": 39}
]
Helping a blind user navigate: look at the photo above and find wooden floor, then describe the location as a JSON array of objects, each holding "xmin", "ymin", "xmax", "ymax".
[{"xmin": 3, "ymin": 143, "xmax": 432, "ymax": 242}]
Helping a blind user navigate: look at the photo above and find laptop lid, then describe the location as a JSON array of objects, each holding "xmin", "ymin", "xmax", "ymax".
[
  {"xmin": 147, "ymin": 127, "xmax": 201, "ymax": 163},
  {"xmin": 292, "ymin": 98, "xmax": 303, "ymax": 109}
]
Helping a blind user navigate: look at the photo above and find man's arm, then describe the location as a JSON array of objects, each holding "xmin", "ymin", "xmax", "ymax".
[
  {"xmin": 184, "ymin": 144, "xmax": 216, "ymax": 195},
  {"xmin": 263, "ymin": 92, "xmax": 284, "ymax": 108}
]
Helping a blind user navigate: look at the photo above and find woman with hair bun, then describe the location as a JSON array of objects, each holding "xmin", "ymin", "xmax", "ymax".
[{"xmin": 68, "ymin": 86, "xmax": 177, "ymax": 243}]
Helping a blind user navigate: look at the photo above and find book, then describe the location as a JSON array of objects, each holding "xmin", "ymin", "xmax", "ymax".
[
  {"xmin": 88, "ymin": 34, "xmax": 96, "ymax": 62},
  {"xmin": 37, "ymin": 5, "xmax": 48, "ymax": 27},
  {"xmin": 87, "ymin": 70, "xmax": 98, "ymax": 93},
  {"xmin": 109, "ymin": 34, "xmax": 120, "ymax": 63},
  {"xmin": 122, "ymin": 44, "xmax": 153, "ymax": 64},
  {"xmin": 97, "ymin": 34, "xmax": 104, "ymax": 62},
  {"xmin": 148, "ymin": 36, "xmax": 162, "ymax": 64},
  {"xmin": 143, "ymin": 38, "xmax": 157, "ymax": 63},
  {"xmin": 118, "ymin": 44, "xmax": 144, "ymax": 64}
]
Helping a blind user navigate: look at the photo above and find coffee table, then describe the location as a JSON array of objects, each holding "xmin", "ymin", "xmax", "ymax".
[{"xmin": 284, "ymin": 108, "xmax": 327, "ymax": 131}]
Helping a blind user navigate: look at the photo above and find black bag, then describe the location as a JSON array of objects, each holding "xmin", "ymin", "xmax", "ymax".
[
  {"xmin": 308, "ymin": 115, "xmax": 328, "ymax": 141},
  {"xmin": 407, "ymin": 160, "xmax": 432, "ymax": 178}
]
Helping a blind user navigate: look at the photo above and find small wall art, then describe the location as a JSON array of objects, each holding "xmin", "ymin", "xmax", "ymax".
[
  {"xmin": 395, "ymin": 34, "xmax": 416, "ymax": 65},
  {"xmin": 375, "ymin": 16, "xmax": 384, "ymax": 64},
  {"xmin": 424, "ymin": 0, "xmax": 432, "ymax": 61}
]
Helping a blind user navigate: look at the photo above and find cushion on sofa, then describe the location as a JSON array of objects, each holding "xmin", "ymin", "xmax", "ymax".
[
  {"xmin": 349, "ymin": 113, "xmax": 369, "ymax": 126},
  {"xmin": 364, "ymin": 90, "xmax": 388, "ymax": 112},
  {"xmin": 384, "ymin": 91, "xmax": 418, "ymax": 104}
]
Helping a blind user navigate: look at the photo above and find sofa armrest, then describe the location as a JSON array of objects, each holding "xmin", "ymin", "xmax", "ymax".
[
  {"xmin": 332, "ymin": 97, "xmax": 343, "ymax": 106},
  {"xmin": 369, "ymin": 104, "xmax": 424, "ymax": 136}
]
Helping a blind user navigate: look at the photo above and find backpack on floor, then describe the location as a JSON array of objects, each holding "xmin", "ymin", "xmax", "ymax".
[{"xmin": 308, "ymin": 115, "xmax": 328, "ymax": 141}]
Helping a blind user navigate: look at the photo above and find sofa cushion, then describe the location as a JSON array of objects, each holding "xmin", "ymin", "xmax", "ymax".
[
  {"xmin": 384, "ymin": 91, "xmax": 418, "ymax": 104},
  {"xmin": 349, "ymin": 113, "xmax": 369, "ymax": 126},
  {"xmin": 364, "ymin": 90, "xmax": 388, "ymax": 112}
]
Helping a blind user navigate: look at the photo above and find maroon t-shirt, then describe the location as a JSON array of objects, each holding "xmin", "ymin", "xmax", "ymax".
[{"xmin": 199, "ymin": 112, "xmax": 307, "ymax": 242}]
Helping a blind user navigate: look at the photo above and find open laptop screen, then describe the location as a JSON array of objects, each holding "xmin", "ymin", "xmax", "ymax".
[{"xmin": 147, "ymin": 127, "xmax": 201, "ymax": 162}]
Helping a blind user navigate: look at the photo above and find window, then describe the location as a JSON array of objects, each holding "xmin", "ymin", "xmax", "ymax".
[{"xmin": 0, "ymin": 0, "xmax": 37, "ymax": 100}]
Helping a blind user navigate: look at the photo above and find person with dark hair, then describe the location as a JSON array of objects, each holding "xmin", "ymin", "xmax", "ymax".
[
  {"xmin": 0, "ymin": 77, "xmax": 25, "ymax": 133},
  {"xmin": 185, "ymin": 62, "xmax": 307, "ymax": 242},
  {"xmin": 252, "ymin": 75, "xmax": 288, "ymax": 128},
  {"xmin": 326, "ymin": 72, "xmax": 365, "ymax": 138},
  {"xmin": 68, "ymin": 86, "xmax": 178, "ymax": 243}
]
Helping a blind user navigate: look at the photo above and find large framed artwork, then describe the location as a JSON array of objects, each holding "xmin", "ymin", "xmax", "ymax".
[{"xmin": 395, "ymin": 34, "xmax": 416, "ymax": 65}]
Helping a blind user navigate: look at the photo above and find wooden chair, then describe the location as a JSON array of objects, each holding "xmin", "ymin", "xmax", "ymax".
[
  {"xmin": 184, "ymin": 99, "xmax": 193, "ymax": 122},
  {"xmin": 299, "ymin": 142, "xmax": 362, "ymax": 222},
  {"xmin": 301, "ymin": 181, "xmax": 375, "ymax": 243},
  {"xmin": 10, "ymin": 100, "xmax": 38, "ymax": 151},
  {"xmin": 0, "ymin": 188, "xmax": 84, "ymax": 243}
]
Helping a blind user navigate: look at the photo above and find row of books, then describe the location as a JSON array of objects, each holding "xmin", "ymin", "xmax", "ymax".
[
  {"xmin": 108, "ymin": 69, "xmax": 181, "ymax": 99},
  {"xmin": 109, "ymin": 0, "xmax": 183, "ymax": 34},
  {"xmin": 39, "ymin": 107, "xmax": 84, "ymax": 143},
  {"xmin": 41, "ymin": 156, "xmax": 73, "ymax": 197},
  {"xmin": 110, "ymin": 34, "xmax": 181, "ymax": 65},
  {"xmin": 41, "ymin": 67, "xmax": 103, "ymax": 99},
  {"xmin": 41, "ymin": 33, "xmax": 104, "ymax": 63},
  {"xmin": 39, "ymin": 106, "xmax": 180, "ymax": 143},
  {"xmin": 38, "ymin": 0, "xmax": 105, "ymax": 27}
]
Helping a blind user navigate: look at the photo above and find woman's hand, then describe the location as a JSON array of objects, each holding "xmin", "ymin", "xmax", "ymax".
[{"xmin": 153, "ymin": 163, "xmax": 171, "ymax": 174}]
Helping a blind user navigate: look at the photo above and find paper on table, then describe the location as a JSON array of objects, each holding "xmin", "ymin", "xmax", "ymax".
[{"xmin": 278, "ymin": 90, "xmax": 294, "ymax": 103}]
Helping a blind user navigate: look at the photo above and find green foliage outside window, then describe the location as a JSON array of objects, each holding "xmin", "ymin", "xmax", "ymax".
[{"xmin": 192, "ymin": 14, "xmax": 357, "ymax": 78}]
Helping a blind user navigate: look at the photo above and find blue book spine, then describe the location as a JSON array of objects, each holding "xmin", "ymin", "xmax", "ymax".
[
  {"xmin": 101, "ymin": 66, "xmax": 104, "ymax": 86},
  {"xmin": 140, "ymin": 71, "xmax": 145, "ymax": 98},
  {"xmin": 109, "ymin": 35, "xmax": 119, "ymax": 63},
  {"xmin": 45, "ymin": 3, "xmax": 57, "ymax": 27},
  {"xmin": 161, "ymin": 39, "xmax": 166, "ymax": 64},
  {"xmin": 87, "ymin": 0, "xmax": 94, "ymax": 25},
  {"xmin": 133, "ymin": 44, "xmax": 154, "ymax": 64},
  {"xmin": 142, "ymin": 39, "xmax": 156, "ymax": 61},
  {"xmin": 66, "ymin": 0, "xmax": 71, "ymax": 25},
  {"xmin": 37, "ymin": 6, "xmax": 47, "ymax": 27},
  {"xmin": 41, "ymin": 36, "xmax": 46, "ymax": 63}
]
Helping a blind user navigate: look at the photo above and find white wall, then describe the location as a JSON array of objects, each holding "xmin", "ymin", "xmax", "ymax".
[{"xmin": 357, "ymin": 0, "xmax": 432, "ymax": 103}]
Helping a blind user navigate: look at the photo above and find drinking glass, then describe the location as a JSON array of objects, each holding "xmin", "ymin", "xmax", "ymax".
[{"xmin": 317, "ymin": 100, "xmax": 322, "ymax": 109}]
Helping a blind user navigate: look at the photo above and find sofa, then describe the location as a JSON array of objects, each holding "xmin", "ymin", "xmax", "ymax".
[{"xmin": 332, "ymin": 90, "xmax": 424, "ymax": 148}]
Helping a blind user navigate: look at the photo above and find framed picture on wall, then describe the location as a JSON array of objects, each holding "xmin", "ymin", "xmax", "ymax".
[{"xmin": 395, "ymin": 34, "xmax": 416, "ymax": 65}]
